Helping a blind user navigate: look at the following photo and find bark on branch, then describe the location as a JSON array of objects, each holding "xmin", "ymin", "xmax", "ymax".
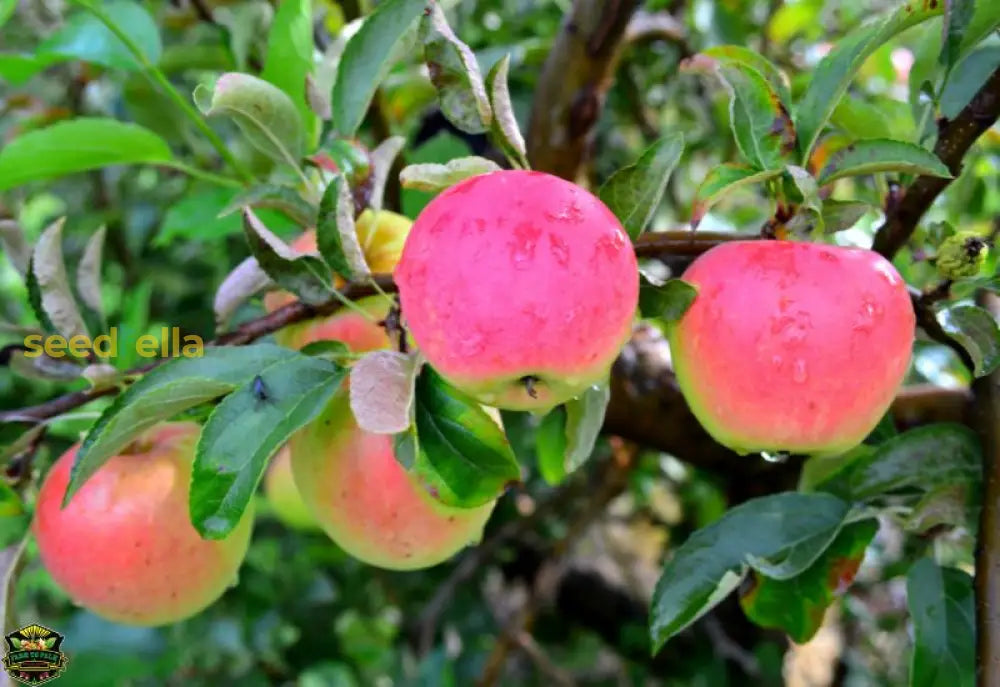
[
  {"xmin": 526, "ymin": 0, "xmax": 641, "ymax": 180},
  {"xmin": 871, "ymin": 66, "xmax": 1000, "ymax": 258}
]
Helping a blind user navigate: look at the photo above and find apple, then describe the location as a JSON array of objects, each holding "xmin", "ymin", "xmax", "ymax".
[
  {"xmin": 668, "ymin": 240, "xmax": 915, "ymax": 456},
  {"xmin": 289, "ymin": 389, "xmax": 495, "ymax": 570},
  {"xmin": 394, "ymin": 170, "xmax": 639, "ymax": 411},
  {"xmin": 33, "ymin": 423, "xmax": 254, "ymax": 626},
  {"xmin": 262, "ymin": 445, "xmax": 317, "ymax": 531}
]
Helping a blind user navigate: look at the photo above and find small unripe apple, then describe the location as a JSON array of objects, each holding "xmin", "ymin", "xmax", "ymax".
[
  {"xmin": 395, "ymin": 170, "xmax": 639, "ymax": 411},
  {"xmin": 33, "ymin": 423, "xmax": 254, "ymax": 626},
  {"xmin": 668, "ymin": 241, "xmax": 915, "ymax": 456},
  {"xmin": 290, "ymin": 390, "xmax": 495, "ymax": 570},
  {"xmin": 262, "ymin": 445, "xmax": 317, "ymax": 531}
]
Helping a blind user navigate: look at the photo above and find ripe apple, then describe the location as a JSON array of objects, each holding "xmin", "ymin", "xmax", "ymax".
[
  {"xmin": 289, "ymin": 389, "xmax": 495, "ymax": 570},
  {"xmin": 262, "ymin": 445, "xmax": 317, "ymax": 531},
  {"xmin": 33, "ymin": 423, "xmax": 254, "ymax": 626},
  {"xmin": 394, "ymin": 170, "xmax": 639, "ymax": 411},
  {"xmin": 668, "ymin": 240, "xmax": 915, "ymax": 456}
]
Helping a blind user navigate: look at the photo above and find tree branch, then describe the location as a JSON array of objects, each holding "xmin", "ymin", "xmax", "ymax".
[
  {"xmin": 526, "ymin": 0, "xmax": 641, "ymax": 179},
  {"xmin": 871, "ymin": 66, "xmax": 1000, "ymax": 258}
]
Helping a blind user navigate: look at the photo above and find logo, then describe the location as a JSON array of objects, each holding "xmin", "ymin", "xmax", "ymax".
[{"xmin": 2, "ymin": 624, "xmax": 68, "ymax": 685}]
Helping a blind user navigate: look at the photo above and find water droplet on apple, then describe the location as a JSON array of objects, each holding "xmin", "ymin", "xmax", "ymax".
[
  {"xmin": 760, "ymin": 451, "xmax": 790, "ymax": 463},
  {"xmin": 457, "ymin": 330, "xmax": 484, "ymax": 357},
  {"xmin": 549, "ymin": 234, "xmax": 570, "ymax": 266},
  {"xmin": 770, "ymin": 354, "xmax": 783, "ymax": 368},
  {"xmin": 792, "ymin": 358, "xmax": 808, "ymax": 383}
]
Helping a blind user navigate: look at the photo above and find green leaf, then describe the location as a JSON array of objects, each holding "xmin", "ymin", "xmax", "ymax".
[
  {"xmin": 940, "ymin": 46, "xmax": 1000, "ymax": 119},
  {"xmin": 535, "ymin": 406, "xmax": 568, "ymax": 486},
  {"xmin": 700, "ymin": 45, "xmax": 791, "ymax": 107},
  {"xmin": 796, "ymin": 1, "xmax": 944, "ymax": 161},
  {"xmin": 191, "ymin": 355, "xmax": 346, "ymax": 538},
  {"xmin": 741, "ymin": 519, "xmax": 877, "ymax": 643},
  {"xmin": 331, "ymin": 0, "xmax": 426, "ymax": 137},
  {"xmin": 639, "ymin": 276, "xmax": 698, "ymax": 322},
  {"xmin": 831, "ymin": 95, "xmax": 917, "ymax": 141},
  {"xmin": 786, "ymin": 164, "xmax": 823, "ymax": 233},
  {"xmin": 411, "ymin": 367, "xmax": 520, "ymax": 508},
  {"xmin": 0, "ymin": 118, "xmax": 172, "ymax": 191},
  {"xmin": 158, "ymin": 186, "xmax": 299, "ymax": 246},
  {"xmin": 30, "ymin": 219, "xmax": 89, "ymax": 343},
  {"xmin": 349, "ymin": 351, "xmax": 420, "ymax": 435},
  {"xmin": 598, "ymin": 134, "xmax": 684, "ymax": 241},
  {"xmin": 941, "ymin": 0, "xmax": 976, "ymax": 73},
  {"xmin": 195, "ymin": 73, "xmax": 305, "ymax": 167},
  {"xmin": 76, "ymin": 225, "xmax": 106, "ymax": 320},
  {"xmin": 25, "ymin": 256, "xmax": 55, "ymax": 333},
  {"xmin": 818, "ymin": 424, "xmax": 981, "ymax": 502},
  {"xmin": 906, "ymin": 483, "xmax": 975, "ymax": 534},
  {"xmin": 9, "ymin": 350, "xmax": 83, "ymax": 382},
  {"xmin": 39, "ymin": 0, "xmax": 161, "ymax": 71},
  {"xmin": 817, "ymin": 139, "xmax": 951, "ymax": 185},
  {"xmin": 650, "ymin": 492, "xmax": 850, "ymax": 650},
  {"xmin": 937, "ymin": 304, "xmax": 1000, "ymax": 377},
  {"xmin": 820, "ymin": 199, "xmax": 873, "ymax": 233},
  {"xmin": 316, "ymin": 175, "xmax": 370, "ymax": 281},
  {"xmin": 420, "ymin": 1, "xmax": 492, "ymax": 134},
  {"xmin": 485, "ymin": 54, "xmax": 528, "ymax": 168},
  {"xmin": 261, "ymin": 0, "xmax": 317, "ymax": 146},
  {"xmin": 0, "ymin": 53, "xmax": 59, "ymax": 86},
  {"xmin": 67, "ymin": 345, "xmax": 302, "ymax": 503},
  {"xmin": 700, "ymin": 61, "xmax": 795, "ymax": 170},
  {"xmin": 959, "ymin": 2, "xmax": 1000, "ymax": 58},
  {"xmin": 244, "ymin": 208, "xmax": 333, "ymax": 305},
  {"xmin": 907, "ymin": 559, "xmax": 975, "ymax": 687},
  {"xmin": 0, "ymin": 0, "xmax": 16, "ymax": 29},
  {"xmin": 691, "ymin": 164, "xmax": 783, "ymax": 226},
  {"xmin": 0, "ymin": 219, "xmax": 28, "ymax": 277},
  {"xmin": 399, "ymin": 157, "xmax": 502, "ymax": 193},
  {"xmin": 534, "ymin": 385, "xmax": 610, "ymax": 486},
  {"xmin": 218, "ymin": 184, "xmax": 316, "ymax": 228}
]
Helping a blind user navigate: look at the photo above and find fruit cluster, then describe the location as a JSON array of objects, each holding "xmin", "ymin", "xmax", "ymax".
[{"xmin": 33, "ymin": 170, "xmax": 914, "ymax": 626}]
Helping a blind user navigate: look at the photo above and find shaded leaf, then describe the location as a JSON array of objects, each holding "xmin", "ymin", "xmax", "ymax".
[
  {"xmin": 786, "ymin": 164, "xmax": 823, "ymax": 233},
  {"xmin": 701, "ymin": 45, "xmax": 791, "ymax": 107},
  {"xmin": 331, "ymin": 0, "xmax": 426, "ymax": 137},
  {"xmin": 485, "ymin": 54, "xmax": 528, "ymax": 168},
  {"xmin": 412, "ymin": 366, "xmax": 519, "ymax": 508},
  {"xmin": 821, "ymin": 199, "xmax": 873, "ymax": 233},
  {"xmin": 369, "ymin": 136, "xmax": 407, "ymax": 213},
  {"xmin": 598, "ymin": 134, "xmax": 684, "ymax": 241},
  {"xmin": 219, "ymin": 184, "xmax": 315, "ymax": 227},
  {"xmin": 796, "ymin": 1, "xmax": 943, "ymax": 161},
  {"xmin": 639, "ymin": 276, "xmax": 698, "ymax": 322},
  {"xmin": 940, "ymin": 46, "xmax": 1000, "ymax": 119},
  {"xmin": 195, "ymin": 73, "xmax": 305, "ymax": 166},
  {"xmin": 905, "ymin": 483, "xmax": 974, "ymax": 534},
  {"xmin": 399, "ymin": 156, "xmax": 501, "ymax": 192},
  {"xmin": 941, "ymin": 0, "xmax": 976, "ymax": 73},
  {"xmin": 959, "ymin": 2, "xmax": 1000, "ymax": 58},
  {"xmin": 817, "ymin": 139, "xmax": 951, "ymax": 185},
  {"xmin": 349, "ymin": 351, "xmax": 421, "ymax": 434},
  {"xmin": 66, "ymin": 344, "xmax": 299, "ymax": 503},
  {"xmin": 0, "ymin": 219, "xmax": 29, "ymax": 276},
  {"xmin": 214, "ymin": 257, "xmax": 273, "ymax": 327},
  {"xmin": 741, "ymin": 519, "xmax": 878, "ymax": 643},
  {"xmin": 0, "ymin": 118, "xmax": 172, "ymax": 191},
  {"xmin": 76, "ymin": 225, "xmax": 106, "ymax": 319},
  {"xmin": 907, "ymin": 559, "xmax": 974, "ymax": 687},
  {"xmin": 9, "ymin": 350, "xmax": 83, "ymax": 382},
  {"xmin": 535, "ymin": 384, "xmax": 610, "ymax": 486},
  {"xmin": 691, "ymin": 164, "xmax": 783, "ymax": 226},
  {"xmin": 650, "ymin": 492, "xmax": 850, "ymax": 649},
  {"xmin": 31, "ymin": 219, "xmax": 89, "ymax": 342},
  {"xmin": 243, "ymin": 208, "xmax": 334, "ymax": 306},
  {"xmin": 535, "ymin": 406, "xmax": 568, "ymax": 486},
  {"xmin": 317, "ymin": 175, "xmax": 370, "ymax": 281},
  {"xmin": 39, "ymin": 0, "xmax": 161, "ymax": 70},
  {"xmin": 937, "ymin": 304, "xmax": 1000, "ymax": 377},
  {"xmin": 420, "ymin": 1, "xmax": 492, "ymax": 134},
  {"xmin": 192, "ymin": 355, "xmax": 346, "ymax": 538}
]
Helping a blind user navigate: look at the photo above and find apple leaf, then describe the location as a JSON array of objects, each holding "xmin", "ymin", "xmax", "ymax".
[
  {"xmin": 369, "ymin": 136, "xmax": 407, "ymax": 213},
  {"xmin": 795, "ymin": 0, "xmax": 943, "ymax": 161},
  {"xmin": 243, "ymin": 207, "xmax": 334, "ymax": 305},
  {"xmin": 317, "ymin": 174, "xmax": 370, "ymax": 282},
  {"xmin": 941, "ymin": 0, "xmax": 975, "ymax": 74},
  {"xmin": 0, "ymin": 118, "xmax": 172, "ymax": 191},
  {"xmin": 9, "ymin": 350, "xmax": 83, "ymax": 382},
  {"xmin": 650, "ymin": 491, "xmax": 850, "ymax": 650},
  {"xmin": 218, "ymin": 184, "xmax": 315, "ymax": 228},
  {"xmin": 66, "ymin": 345, "xmax": 301, "ymax": 504},
  {"xmin": 261, "ymin": 0, "xmax": 317, "ymax": 146},
  {"xmin": 39, "ymin": 0, "xmax": 161, "ymax": 71},
  {"xmin": 195, "ymin": 73, "xmax": 305, "ymax": 167},
  {"xmin": 411, "ymin": 366, "xmax": 520, "ymax": 508},
  {"xmin": 191, "ymin": 355, "xmax": 346, "ymax": 538},
  {"xmin": 535, "ymin": 406, "xmax": 568, "ymax": 486},
  {"xmin": 30, "ymin": 219, "xmax": 89, "ymax": 343},
  {"xmin": 907, "ymin": 559, "xmax": 975, "ymax": 687},
  {"xmin": 816, "ymin": 139, "xmax": 951, "ymax": 186},
  {"xmin": 740, "ymin": 519, "xmax": 878, "ymax": 643},
  {"xmin": 349, "ymin": 351, "xmax": 421, "ymax": 435},
  {"xmin": 937, "ymin": 304, "xmax": 1000, "ymax": 377},
  {"xmin": 598, "ymin": 134, "xmax": 684, "ymax": 241},
  {"xmin": 0, "ymin": 219, "xmax": 29, "ymax": 277},
  {"xmin": 421, "ymin": 1, "xmax": 492, "ymax": 134},
  {"xmin": 331, "ymin": 0, "xmax": 424, "ymax": 137},
  {"xmin": 485, "ymin": 54, "xmax": 528, "ymax": 168},
  {"xmin": 76, "ymin": 225, "xmax": 106, "ymax": 320},
  {"xmin": 535, "ymin": 384, "xmax": 610, "ymax": 486},
  {"xmin": 214, "ymin": 257, "xmax": 273, "ymax": 327},
  {"xmin": 691, "ymin": 164, "xmax": 783, "ymax": 226},
  {"xmin": 639, "ymin": 275, "xmax": 698, "ymax": 322},
  {"xmin": 399, "ymin": 157, "xmax": 501, "ymax": 192},
  {"xmin": 701, "ymin": 45, "xmax": 791, "ymax": 107}
]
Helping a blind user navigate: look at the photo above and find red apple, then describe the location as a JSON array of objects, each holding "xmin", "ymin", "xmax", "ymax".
[
  {"xmin": 668, "ymin": 240, "xmax": 915, "ymax": 456},
  {"xmin": 289, "ymin": 390, "xmax": 495, "ymax": 570},
  {"xmin": 395, "ymin": 170, "xmax": 639, "ymax": 411},
  {"xmin": 33, "ymin": 423, "xmax": 254, "ymax": 626}
]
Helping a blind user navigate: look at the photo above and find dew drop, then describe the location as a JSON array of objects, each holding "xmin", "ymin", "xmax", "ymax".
[
  {"xmin": 457, "ymin": 330, "xmax": 485, "ymax": 357},
  {"xmin": 549, "ymin": 233, "xmax": 570, "ymax": 266},
  {"xmin": 760, "ymin": 451, "xmax": 790, "ymax": 463},
  {"xmin": 792, "ymin": 358, "xmax": 808, "ymax": 383}
]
